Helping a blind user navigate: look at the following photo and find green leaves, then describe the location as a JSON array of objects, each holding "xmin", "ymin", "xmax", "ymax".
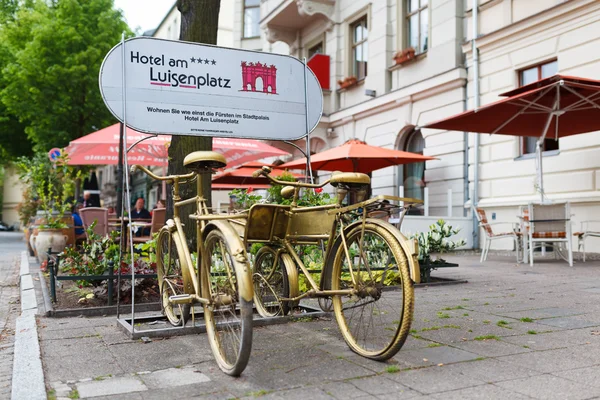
[
  {"xmin": 410, "ymin": 219, "xmax": 466, "ymax": 262},
  {"xmin": 0, "ymin": 0, "xmax": 132, "ymax": 153}
]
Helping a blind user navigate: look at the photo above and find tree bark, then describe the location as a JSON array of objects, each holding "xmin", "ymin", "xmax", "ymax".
[{"xmin": 167, "ymin": 0, "xmax": 221, "ymax": 245}]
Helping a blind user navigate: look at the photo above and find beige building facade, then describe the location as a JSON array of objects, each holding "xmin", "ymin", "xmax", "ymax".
[
  {"xmin": 229, "ymin": 0, "xmax": 600, "ymax": 253},
  {"xmin": 461, "ymin": 0, "xmax": 600, "ymax": 251}
]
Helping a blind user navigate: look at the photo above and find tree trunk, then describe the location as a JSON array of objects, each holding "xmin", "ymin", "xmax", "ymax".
[{"xmin": 167, "ymin": 0, "xmax": 221, "ymax": 245}]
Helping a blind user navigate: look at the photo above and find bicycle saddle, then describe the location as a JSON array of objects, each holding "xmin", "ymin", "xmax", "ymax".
[
  {"xmin": 329, "ymin": 171, "xmax": 370, "ymax": 188},
  {"xmin": 183, "ymin": 151, "xmax": 227, "ymax": 170}
]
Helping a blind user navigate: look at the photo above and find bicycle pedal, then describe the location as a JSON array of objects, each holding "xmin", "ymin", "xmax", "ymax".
[{"xmin": 169, "ymin": 294, "xmax": 194, "ymax": 304}]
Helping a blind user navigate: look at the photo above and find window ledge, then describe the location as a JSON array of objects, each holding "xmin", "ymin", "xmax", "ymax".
[
  {"xmin": 242, "ymin": 36, "xmax": 260, "ymax": 40},
  {"xmin": 337, "ymin": 78, "xmax": 365, "ymax": 93},
  {"xmin": 388, "ymin": 51, "xmax": 427, "ymax": 72},
  {"xmin": 514, "ymin": 149, "xmax": 560, "ymax": 161}
]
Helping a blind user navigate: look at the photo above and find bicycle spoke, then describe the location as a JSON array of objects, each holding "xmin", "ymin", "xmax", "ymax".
[{"xmin": 332, "ymin": 223, "xmax": 414, "ymax": 360}]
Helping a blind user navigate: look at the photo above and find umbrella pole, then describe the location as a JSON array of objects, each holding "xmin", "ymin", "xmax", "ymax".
[
  {"xmin": 536, "ymin": 139, "xmax": 544, "ymax": 202},
  {"xmin": 537, "ymin": 88, "xmax": 560, "ymax": 203}
]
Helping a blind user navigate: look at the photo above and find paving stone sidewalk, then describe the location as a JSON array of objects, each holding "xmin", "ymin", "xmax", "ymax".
[
  {"xmin": 38, "ymin": 253, "xmax": 600, "ymax": 399},
  {"xmin": 0, "ymin": 232, "xmax": 25, "ymax": 399}
]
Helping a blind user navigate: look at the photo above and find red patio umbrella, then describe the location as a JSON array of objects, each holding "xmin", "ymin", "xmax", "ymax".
[
  {"xmin": 424, "ymin": 74, "xmax": 600, "ymax": 200},
  {"xmin": 212, "ymin": 162, "xmax": 303, "ymax": 186},
  {"xmin": 278, "ymin": 139, "xmax": 436, "ymax": 173},
  {"xmin": 64, "ymin": 123, "xmax": 289, "ymax": 167}
]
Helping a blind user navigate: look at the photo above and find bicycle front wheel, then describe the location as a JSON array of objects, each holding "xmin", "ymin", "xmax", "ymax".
[
  {"xmin": 156, "ymin": 227, "xmax": 191, "ymax": 326},
  {"xmin": 253, "ymin": 246, "xmax": 291, "ymax": 317},
  {"xmin": 331, "ymin": 222, "xmax": 414, "ymax": 361},
  {"xmin": 202, "ymin": 228, "xmax": 253, "ymax": 376}
]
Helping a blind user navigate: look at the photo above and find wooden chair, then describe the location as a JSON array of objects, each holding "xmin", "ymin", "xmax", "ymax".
[
  {"xmin": 79, "ymin": 207, "xmax": 109, "ymax": 237},
  {"xmin": 474, "ymin": 206, "xmax": 522, "ymax": 263},
  {"xmin": 528, "ymin": 202, "xmax": 573, "ymax": 267},
  {"xmin": 573, "ymin": 221, "xmax": 600, "ymax": 262},
  {"xmin": 132, "ymin": 208, "xmax": 166, "ymax": 243}
]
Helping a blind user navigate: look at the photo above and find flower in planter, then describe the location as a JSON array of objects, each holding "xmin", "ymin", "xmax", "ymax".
[
  {"xmin": 337, "ymin": 76, "xmax": 358, "ymax": 90},
  {"xmin": 393, "ymin": 48, "xmax": 416, "ymax": 66}
]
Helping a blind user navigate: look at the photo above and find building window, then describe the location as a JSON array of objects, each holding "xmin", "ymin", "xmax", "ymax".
[
  {"xmin": 351, "ymin": 17, "xmax": 368, "ymax": 80},
  {"xmin": 519, "ymin": 60, "xmax": 559, "ymax": 155},
  {"xmin": 403, "ymin": 129, "xmax": 425, "ymax": 213},
  {"xmin": 407, "ymin": 0, "xmax": 428, "ymax": 54},
  {"xmin": 308, "ymin": 42, "xmax": 323, "ymax": 59},
  {"xmin": 243, "ymin": 0, "xmax": 260, "ymax": 38}
]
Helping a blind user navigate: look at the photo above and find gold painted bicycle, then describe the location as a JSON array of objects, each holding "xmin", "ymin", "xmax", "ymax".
[
  {"xmin": 248, "ymin": 166, "xmax": 423, "ymax": 360},
  {"xmin": 132, "ymin": 151, "xmax": 253, "ymax": 376}
]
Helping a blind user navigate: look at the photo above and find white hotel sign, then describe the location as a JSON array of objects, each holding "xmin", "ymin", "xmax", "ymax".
[{"xmin": 99, "ymin": 37, "xmax": 323, "ymax": 140}]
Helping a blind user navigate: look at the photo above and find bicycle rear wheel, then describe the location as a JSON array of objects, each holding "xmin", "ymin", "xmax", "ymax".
[
  {"xmin": 203, "ymin": 228, "xmax": 253, "ymax": 376},
  {"xmin": 156, "ymin": 227, "xmax": 191, "ymax": 326},
  {"xmin": 331, "ymin": 222, "xmax": 414, "ymax": 360},
  {"xmin": 253, "ymin": 246, "xmax": 290, "ymax": 317}
]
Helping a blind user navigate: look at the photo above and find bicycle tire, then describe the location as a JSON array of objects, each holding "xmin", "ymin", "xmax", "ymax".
[
  {"xmin": 156, "ymin": 227, "xmax": 191, "ymax": 326},
  {"xmin": 253, "ymin": 246, "xmax": 291, "ymax": 317},
  {"xmin": 202, "ymin": 228, "xmax": 253, "ymax": 376},
  {"xmin": 330, "ymin": 222, "xmax": 414, "ymax": 360}
]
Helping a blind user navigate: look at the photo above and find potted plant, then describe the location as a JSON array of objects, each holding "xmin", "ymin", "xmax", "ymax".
[
  {"xmin": 16, "ymin": 153, "xmax": 79, "ymax": 262},
  {"xmin": 411, "ymin": 219, "xmax": 466, "ymax": 282},
  {"xmin": 337, "ymin": 76, "xmax": 358, "ymax": 90},
  {"xmin": 392, "ymin": 48, "xmax": 416, "ymax": 66},
  {"xmin": 32, "ymin": 190, "xmax": 73, "ymax": 263}
]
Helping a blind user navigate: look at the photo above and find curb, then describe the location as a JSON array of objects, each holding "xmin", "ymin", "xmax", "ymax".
[{"xmin": 12, "ymin": 251, "xmax": 46, "ymax": 400}]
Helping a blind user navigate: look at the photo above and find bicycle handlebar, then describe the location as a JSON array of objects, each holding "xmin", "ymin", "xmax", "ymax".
[
  {"xmin": 252, "ymin": 166, "xmax": 328, "ymax": 189},
  {"xmin": 131, "ymin": 165, "xmax": 195, "ymax": 182}
]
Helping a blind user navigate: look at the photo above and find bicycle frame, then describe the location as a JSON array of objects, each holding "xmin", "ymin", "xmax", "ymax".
[
  {"xmin": 131, "ymin": 165, "xmax": 251, "ymax": 306},
  {"xmin": 247, "ymin": 166, "xmax": 423, "ymax": 301}
]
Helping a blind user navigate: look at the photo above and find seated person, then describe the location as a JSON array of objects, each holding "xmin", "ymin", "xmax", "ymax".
[
  {"xmin": 72, "ymin": 203, "xmax": 86, "ymax": 242},
  {"xmin": 151, "ymin": 199, "xmax": 166, "ymax": 216},
  {"xmin": 131, "ymin": 198, "xmax": 151, "ymax": 236},
  {"xmin": 82, "ymin": 190, "xmax": 100, "ymax": 208}
]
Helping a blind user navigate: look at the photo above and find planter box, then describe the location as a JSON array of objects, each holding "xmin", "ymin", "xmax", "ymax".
[
  {"xmin": 337, "ymin": 76, "xmax": 358, "ymax": 90},
  {"xmin": 393, "ymin": 48, "xmax": 416, "ymax": 66},
  {"xmin": 419, "ymin": 259, "xmax": 459, "ymax": 283}
]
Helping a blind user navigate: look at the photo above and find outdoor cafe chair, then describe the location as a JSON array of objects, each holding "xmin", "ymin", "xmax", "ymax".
[
  {"xmin": 573, "ymin": 221, "xmax": 600, "ymax": 262},
  {"xmin": 527, "ymin": 202, "xmax": 573, "ymax": 267},
  {"xmin": 79, "ymin": 207, "xmax": 109, "ymax": 238},
  {"xmin": 474, "ymin": 206, "xmax": 522, "ymax": 263},
  {"xmin": 132, "ymin": 208, "xmax": 166, "ymax": 244}
]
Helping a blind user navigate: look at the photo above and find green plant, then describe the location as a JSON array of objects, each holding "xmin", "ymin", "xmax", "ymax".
[
  {"xmin": 437, "ymin": 312, "xmax": 450, "ymax": 319},
  {"xmin": 442, "ymin": 305, "xmax": 464, "ymax": 310},
  {"xmin": 474, "ymin": 335, "xmax": 499, "ymax": 341},
  {"xmin": 60, "ymin": 223, "xmax": 121, "ymax": 286},
  {"xmin": 15, "ymin": 153, "xmax": 80, "ymax": 228},
  {"xmin": 228, "ymin": 188, "xmax": 262, "ymax": 209},
  {"xmin": 15, "ymin": 186, "xmax": 40, "ymax": 227},
  {"xmin": 385, "ymin": 365, "xmax": 400, "ymax": 373},
  {"xmin": 520, "ymin": 317, "xmax": 534, "ymax": 323},
  {"xmin": 496, "ymin": 320, "xmax": 510, "ymax": 328},
  {"xmin": 410, "ymin": 219, "xmax": 466, "ymax": 263},
  {"xmin": 266, "ymin": 170, "xmax": 297, "ymax": 204},
  {"xmin": 527, "ymin": 330, "xmax": 537, "ymax": 335}
]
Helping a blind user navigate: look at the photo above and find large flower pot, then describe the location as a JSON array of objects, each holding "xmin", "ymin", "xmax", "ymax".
[
  {"xmin": 33, "ymin": 229, "xmax": 68, "ymax": 264},
  {"xmin": 30, "ymin": 211, "xmax": 75, "ymax": 258}
]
